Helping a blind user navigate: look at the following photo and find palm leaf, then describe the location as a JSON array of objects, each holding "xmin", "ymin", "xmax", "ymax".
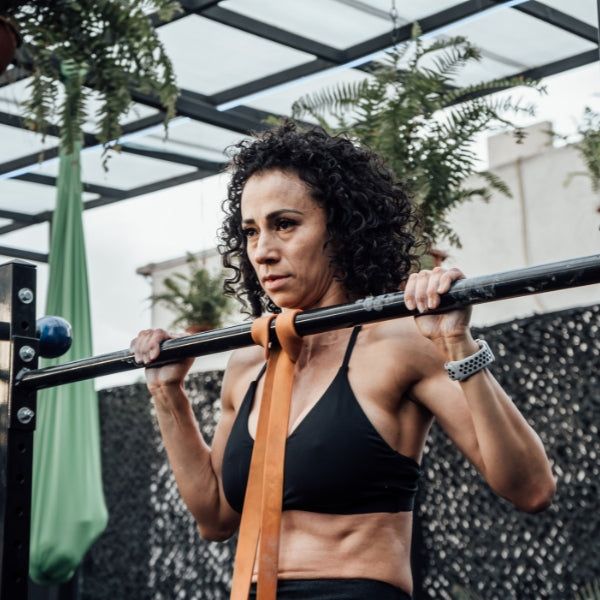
[{"xmin": 292, "ymin": 79, "xmax": 373, "ymax": 123}]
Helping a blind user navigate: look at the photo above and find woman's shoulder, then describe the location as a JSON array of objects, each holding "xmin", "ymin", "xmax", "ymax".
[
  {"xmin": 361, "ymin": 317, "xmax": 429, "ymax": 349},
  {"xmin": 226, "ymin": 344, "xmax": 265, "ymax": 378},
  {"xmin": 358, "ymin": 319, "xmax": 443, "ymax": 380},
  {"xmin": 220, "ymin": 344, "xmax": 265, "ymax": 407}
]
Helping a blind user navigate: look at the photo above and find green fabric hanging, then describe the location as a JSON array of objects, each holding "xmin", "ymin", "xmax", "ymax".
[{"xmin": 29, "ymin": 61, "xmax": 108, "ymax": 585}]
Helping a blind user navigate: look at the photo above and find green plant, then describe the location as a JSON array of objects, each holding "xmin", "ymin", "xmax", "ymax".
[
  {"xmin": 291, "ymin": 23, "xmax": 543, "ymax": 254},
  {"xmin": 2, "ymin": 0, "xmax": 180, "ymax": 155},
  {"xmin": 575, "ymin": 580, "xmax": 600, "ymax": 600},
  {"xmin": 566, "ymin": 107, "xmax": 600, "ymax": 193},
  {"xmin": 150, "ymin": 253, "xmax": 231, "ymax": 331},
  {"xmin": 451, "ymin": 585, "xmax": 483, "ymax": 600},
  {"xmin": 452, "ymin": 580, "xmax": 600, "ymax": 600}
]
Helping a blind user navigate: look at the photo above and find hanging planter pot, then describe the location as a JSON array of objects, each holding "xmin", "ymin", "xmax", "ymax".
[{"xmin": 0, "ymin": 15, "xmax": 20, "ymax": 74}]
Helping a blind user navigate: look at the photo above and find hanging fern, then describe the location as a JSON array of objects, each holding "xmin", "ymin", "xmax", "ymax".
[
  {"xmin": 291, "ymin": 21, "xmax": 544, "ymax": 251},
  {"xmin": 7, "ymin": 0, "xmax": 181, "ymax": 156}
]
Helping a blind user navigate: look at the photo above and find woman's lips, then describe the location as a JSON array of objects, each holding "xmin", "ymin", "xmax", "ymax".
[{"xmin": 262, "ymin": 275, "xmax": 289, "ymax": 291}]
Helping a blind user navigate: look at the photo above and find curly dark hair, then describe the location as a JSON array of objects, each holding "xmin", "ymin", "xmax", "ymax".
[{"xmin": 218, "ymin": 121, "xmax": 420, "ymax": 317}]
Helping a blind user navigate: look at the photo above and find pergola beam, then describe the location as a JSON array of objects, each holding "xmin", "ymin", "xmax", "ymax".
[
  {"xmin": 516, "ymin": 1, "xmax": 599, "ymax": 42},
  {"xmin": 200, "ymin": 5, "xmax": 346, "ymax": 62},
  {"xmin": 0, "ymin": 246, "xmax": 48, "ymax": 263}
]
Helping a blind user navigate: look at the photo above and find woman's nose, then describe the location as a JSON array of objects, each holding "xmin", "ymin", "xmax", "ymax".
[{"xmin": 253, "ymin": 232, "xmax": 279, "ymax": 264}]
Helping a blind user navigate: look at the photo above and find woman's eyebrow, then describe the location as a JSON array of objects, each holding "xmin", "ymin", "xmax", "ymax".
[{"xmin": 242, "ymin": 209, "xmax": 303, "ymax": 224}]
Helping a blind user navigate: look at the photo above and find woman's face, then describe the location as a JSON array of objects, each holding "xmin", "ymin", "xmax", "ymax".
[{"xmin": 240, "ymin": 169, "xmax": 346, "ymax": 311}]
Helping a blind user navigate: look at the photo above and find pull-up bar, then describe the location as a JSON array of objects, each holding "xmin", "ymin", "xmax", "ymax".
[{"xmin": 16, "ymin": 253, "xmax": 600, "ymax": 391}]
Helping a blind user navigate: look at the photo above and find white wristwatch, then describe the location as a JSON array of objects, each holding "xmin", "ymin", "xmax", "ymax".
[{"xmin": 444, "ymin": 339, "xmax": 495, "ymax": 381}]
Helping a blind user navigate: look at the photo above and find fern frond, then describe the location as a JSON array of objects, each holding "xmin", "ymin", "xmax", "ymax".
[
  {"xmin": 451, "ymin": 585, "xmax": 484, "ymax": 600},
  {"xmin": 574, "ymin": 580, "xmax": 600, "ymax": 600},
  {"xmin": 14, "ymin": 0, "xmax": 181, "ymax": 157},
  {"xmin": 292, "ymin": 79, "xmax": 373, "ymax": 121},
  {"xmin": 478, "ymin": 170, "xmax": 513, "ymax": 197},
  {"xmin": 571, "ymin": 107, "xmax": 600, "ymax": 192}
]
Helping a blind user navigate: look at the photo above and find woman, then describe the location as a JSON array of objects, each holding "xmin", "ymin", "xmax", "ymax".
[{"xmin": 131, "ymin": 123, "xmax": 556, "ymax": 599}]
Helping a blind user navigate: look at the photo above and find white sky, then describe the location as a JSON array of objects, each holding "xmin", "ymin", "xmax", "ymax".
[{"xmin": 1, "ymin": 61, "xmax": 599, "ymax": 390}]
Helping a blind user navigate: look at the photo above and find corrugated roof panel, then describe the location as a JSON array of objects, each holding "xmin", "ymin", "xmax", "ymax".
[
  {"xmin": 0, "ymin": 125, "xmax": 58, "ymax": 168},
  {"xmin": 540, "ymin": 1, "xmax": 598, "ymax": 26},
  {"xmin": 447, "ymin": 9, "xmax": 597, "ymax": 72},
  {"xmin": 223, "ymin": 0, "xmax": 392, "ymax": 49},
  {"xmin": 387, "ymin": 0, "xmax": 480, "ymax": 23},
  {"xmin": 17, "ymin": 147, "xmax": 196, "ymax": 191},
  {"xmin": 0, "ymin": 179, "xmax": 57, "ymax": 214},
  {"xmin": 0, "ymin": 178, "xmax": 96, "ymax": 214},
  {"xmin": 157, "ymin": 14, "xmax": 315, "ymax": 95},
  {"xmin": 0, "ymin": 0, "xmax": 597, "ymax": 263},
  {"xmin": 76, "ymin": 148, "xmax": 197, "ymax": 190},
  {"xmin": 142, "ymin": 120, "xmax": 247, "ymax": 163}
]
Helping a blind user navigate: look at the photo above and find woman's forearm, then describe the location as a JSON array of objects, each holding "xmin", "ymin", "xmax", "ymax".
[
  {"xmin": 460, "ymin": 371, "xmax": 556, "ymax": 512},
  {"xmin": 151, "ymin": 382, "xmax": 238, "ymax": 540}
]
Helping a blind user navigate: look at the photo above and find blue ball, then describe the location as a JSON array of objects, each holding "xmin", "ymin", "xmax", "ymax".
[{"xmin": 36, "ymin": 316, "xmax": 73, "ymax": 359}]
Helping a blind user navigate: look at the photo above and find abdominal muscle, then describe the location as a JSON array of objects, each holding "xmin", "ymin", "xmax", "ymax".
[{"xmin": 254, "ymin": 509, "xmax": 414, "ymax": 595}]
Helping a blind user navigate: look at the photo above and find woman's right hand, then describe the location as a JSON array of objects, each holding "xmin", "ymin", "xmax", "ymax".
[{"xmin": 130, "ymin": 328, "xmax": 195, "ymax": 392}]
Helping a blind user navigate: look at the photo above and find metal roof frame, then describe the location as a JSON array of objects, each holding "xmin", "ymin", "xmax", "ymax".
[{"xmin": 0, "ymin": 0, "xmax": 598, "ymax": 262}]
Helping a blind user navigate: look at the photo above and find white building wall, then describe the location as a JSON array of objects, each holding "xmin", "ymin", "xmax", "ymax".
[
  {"xmin": 445, "ymin": 121, "xmax": 600, "ymax": 326},
  {"xmin": 137, "ymin": 122, "xmax": 600, "ymax": 371}
]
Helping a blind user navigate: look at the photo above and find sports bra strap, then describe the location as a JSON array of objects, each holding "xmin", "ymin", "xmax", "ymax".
[
  {"xmin": 254, "ymin": 362, "xmax": 267, "ymax": 382},
  {"xmin": 342, "ymin": 326, "xmax": 362, "ymax": 368},
  {"xmin": 255, "ymin": 325, "xmax": 361, "ymax": 377}
]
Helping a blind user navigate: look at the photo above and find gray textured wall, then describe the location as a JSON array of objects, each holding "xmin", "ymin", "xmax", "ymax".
[{"xmin": 83, "ymin": 304, "xmax": 600, "ymax": 600}]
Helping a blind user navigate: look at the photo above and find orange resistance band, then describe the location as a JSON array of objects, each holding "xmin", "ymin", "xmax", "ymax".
[{"xmin": 229, "ymin": 309, "xmax": 303, "ymax": 600}]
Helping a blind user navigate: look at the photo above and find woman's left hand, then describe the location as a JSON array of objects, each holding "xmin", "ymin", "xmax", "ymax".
[{"xmin": 403, "ymin": 267, "xmax": 472, "ymax": 342}]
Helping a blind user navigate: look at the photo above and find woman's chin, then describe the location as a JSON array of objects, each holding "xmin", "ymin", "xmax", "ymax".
[{"xmin": 267, "ymin": 294, "xmax": 303, "ymax": 312}]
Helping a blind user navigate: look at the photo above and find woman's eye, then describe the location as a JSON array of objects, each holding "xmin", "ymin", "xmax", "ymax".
[
  {"xmin": 276, "ymin": 219, "xmax": 295, "ymax": 230},
  {"xmin": 242, "ymin": 227, "xmax": 256, "ymax": 238}
]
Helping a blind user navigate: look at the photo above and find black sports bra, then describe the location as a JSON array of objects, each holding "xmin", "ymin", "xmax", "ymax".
[{"xmin": 222, "ymin": 326, "xmax": 420, "ymax": 515}]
